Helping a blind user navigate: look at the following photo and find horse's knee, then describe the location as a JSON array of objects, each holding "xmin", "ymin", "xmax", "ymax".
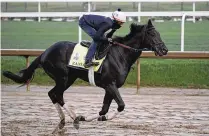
[
  {"xmin": 57, "ymin": 97, "xmax": 65, "ymax": 106},
  {"xmin": 48, "ymin": 91, "xmax": 57, "ymax": 104},
  {"xmin": 48, "ymin": 91, "xmax": 65, "ymax": 106},
  {"xmin": 117, "ymin": 104, "xmax": 125, "ymax": 112}
]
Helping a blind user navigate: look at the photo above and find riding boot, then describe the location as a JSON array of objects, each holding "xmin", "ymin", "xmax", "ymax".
[{"xmin": 84, "ymin": 41, "xmax": 99, "ymax": 68}]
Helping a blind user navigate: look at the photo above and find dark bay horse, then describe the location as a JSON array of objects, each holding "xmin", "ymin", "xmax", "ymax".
[{"xmin": 3, "ymin": 20, "xmax": 168, "ymax": 131}]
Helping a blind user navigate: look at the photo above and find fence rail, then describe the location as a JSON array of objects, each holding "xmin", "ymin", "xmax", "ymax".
[
  {"xmin": 1, "ymin": 49, "xmax": 209, "ymax": 59},
  {"xmin": 1, "ymin": 49, "xmax": 209, "ymax": 93},
  {"xmin": 2, "ymin": 11, "xmax": 209, "ymax": 18}
]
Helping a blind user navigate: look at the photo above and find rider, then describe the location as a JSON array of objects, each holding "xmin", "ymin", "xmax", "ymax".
[{"xmin": 79, "ymin": 9, "xmax": 126, "ymax": 68}]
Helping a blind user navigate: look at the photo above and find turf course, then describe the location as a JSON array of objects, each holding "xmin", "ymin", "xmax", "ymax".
[
  {"xmin": 2, "ymin": 21, "xmax": 209, "ymax": 51},
  {"xmin": 1, "ymin": 21, "xmax": 209, "ymax": 88}
]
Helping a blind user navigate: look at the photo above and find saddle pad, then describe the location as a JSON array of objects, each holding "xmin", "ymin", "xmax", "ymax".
[{"xmin": 68, "ymin": 43, "xmax": 106, "ymax": 72}]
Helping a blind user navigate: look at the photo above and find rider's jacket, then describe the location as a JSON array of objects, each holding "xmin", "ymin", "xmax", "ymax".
[{"xmin": 82, "ymin": 14, "xmax": 121, "ymax": 42}]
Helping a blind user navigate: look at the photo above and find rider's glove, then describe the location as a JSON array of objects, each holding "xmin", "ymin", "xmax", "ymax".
[{"xmin": 107, "ymin": 38, "xmax": 113, "ymax": 43}]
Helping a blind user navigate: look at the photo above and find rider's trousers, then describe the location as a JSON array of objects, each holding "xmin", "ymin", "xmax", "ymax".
[{"xmin": 79, "ymin": 16, "xmax": 98, "ymax": 62}]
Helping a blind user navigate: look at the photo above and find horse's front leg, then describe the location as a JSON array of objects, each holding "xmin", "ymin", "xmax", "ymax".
[
  {"xmin": 74, "ymin": 90, "xmax": 113, "ymax": 122},
  {"xmin": 97, "ymin": 91, "xmax": 113, "ymax": 121},
  {"xmin": 74, "ymin": 83, "xmax": 125, "ymax": 123},
  {"xmin": 98, "ymin": 83, "xmax": 125, "ymax": 121}
]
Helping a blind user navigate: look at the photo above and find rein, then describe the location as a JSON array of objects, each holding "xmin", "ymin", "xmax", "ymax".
[
  {"xmin": 113, "ymin": 41, "xmax": 150, "ymax": 52},
  {"xmin": 112, "ymin": 25, "xmax": 154, "ymax": 52}
]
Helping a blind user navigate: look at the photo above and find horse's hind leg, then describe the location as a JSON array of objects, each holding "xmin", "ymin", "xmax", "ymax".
[
  {"xmin": 43, "ymin": 63, "xmax": 77, "ymax": 131},
  {"xmin": 52, "ymin": 103, "xmax": 65, "ymax": 134},
  {"xmin": 48, "ymin": 75, "xmax": 77, "ymax": 116},
  {"xmin": 49, "ymin": 75, "xmax": 77, "ymax": 134}
]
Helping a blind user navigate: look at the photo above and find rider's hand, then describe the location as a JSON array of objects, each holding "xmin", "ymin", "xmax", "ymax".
[{"xmin": 107, "ymin": 38, "xmax": 113, "ymax": 43}]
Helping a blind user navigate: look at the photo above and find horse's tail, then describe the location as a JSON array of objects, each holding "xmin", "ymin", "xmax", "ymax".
[{"xmin": 3, "ymin": 54, "xmax": 42, "ymax": 84}]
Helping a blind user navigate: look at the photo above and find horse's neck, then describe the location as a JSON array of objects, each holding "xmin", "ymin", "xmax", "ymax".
[
  {"xmin": 111, "ymin": 31, "xmax": 144, "ymax": 69},
  {"xmin": 109, "ymin": 44, "xmax": 141, "ymax": 70},
  {"xmin": 119, "ymin": 45, "xmax": 141, "ymax": 66},
  {"xmin": 116, "ymin": 38, "xmax": 143, "ymax": 66}
]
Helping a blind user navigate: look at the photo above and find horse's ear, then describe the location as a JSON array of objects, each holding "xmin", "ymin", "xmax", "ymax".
[{"xmin": 148, "ymin": 19, "xmax": 153, "ymax": 27}]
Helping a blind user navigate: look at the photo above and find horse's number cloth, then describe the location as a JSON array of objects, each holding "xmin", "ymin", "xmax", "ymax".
[{"xmin": 68, "ymin": 43, "xmax": 106, "ymax": 72}]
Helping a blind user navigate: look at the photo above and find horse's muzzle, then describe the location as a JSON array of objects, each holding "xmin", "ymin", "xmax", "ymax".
[
  {"xmin": 154, "ymin": 44, "xmax": 168, "ymax": 56},
  {"xmin": 162, "ymin": 45, "xmax": 168, "ymax": 55}
]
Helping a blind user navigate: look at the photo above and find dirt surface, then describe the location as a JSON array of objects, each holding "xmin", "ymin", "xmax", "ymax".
[{"xmin": 1, "ymin": 85, "xmax": 209, "ymax": 136}]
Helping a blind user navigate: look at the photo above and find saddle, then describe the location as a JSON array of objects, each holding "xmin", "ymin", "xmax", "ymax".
[{"xmin": 80, "ymin": 40, "xmax": 111, "ymax": 60}]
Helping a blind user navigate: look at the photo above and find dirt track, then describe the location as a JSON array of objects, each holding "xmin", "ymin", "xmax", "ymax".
[{"xmin": 1, "ymin": 85, "xmax": 209, "ymax": 136}]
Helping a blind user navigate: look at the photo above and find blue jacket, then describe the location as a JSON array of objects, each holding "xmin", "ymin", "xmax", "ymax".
[{"xmin": 83, "ymin": 14, "xmax": 121, "ymax": 42}]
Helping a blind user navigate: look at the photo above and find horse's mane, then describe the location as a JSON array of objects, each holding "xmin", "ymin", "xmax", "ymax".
[{"xmin": 113, "ymin": 23, "xmax": 145, "ymax": 42}]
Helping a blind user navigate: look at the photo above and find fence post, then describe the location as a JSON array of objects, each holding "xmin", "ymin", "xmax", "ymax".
[
  {"xmin": 38, "ymin": 1, "xmax": 41, "ymax": 22},
  {"xmin": 108, "ymin": 2, "xmax": 112, "ymax": 10},
  {"xmin": 5, "ymin": 2, "xmax": 8, "ymax": 12},
  {"xmin": 136, "ymin": 59, "xmax": 140, "ymax": 94},
  {"xmin": 24, "ymin": 2, "xmax": 27, "ymax": 11},
  {"xmin": 138, "ymin": 2, "xmax": 141, "ymax": 22},
  {"xmin": 25, "ymin": 56, "xmax": 30, "ymax": 91},
  {"xmin": 181, "ymin": 13, "xmax": 186, "ymax": 52},
  {"xmin": 193, "ymin": 2, "xmax": 196, "ymax": 23},
  {"xmin": 79, "ymin": 16, "xmax": 82, "ymax": 43},
  {"xmin": 88, "ymin": 2, "xmax": 91, "ymax": 12}
]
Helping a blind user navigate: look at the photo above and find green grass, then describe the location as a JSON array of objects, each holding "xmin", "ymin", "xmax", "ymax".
[
  {"xmin": 1, "ymin": 21, "xmax": 209, "ymax": 51},
  {"xmin": 1, "ymin": 57, "xmax": 209, "ymax": 88},
  {"xmin": 127, "ymin": 59, "xmax": 209, "ymax": 88},
  {"xmin": 1, "ymin": 21, "xmax": 209, "ymax": 88}
]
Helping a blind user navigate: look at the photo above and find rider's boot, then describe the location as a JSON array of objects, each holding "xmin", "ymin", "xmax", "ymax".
[
  {"xmin": 84, "ymin": 41, "xmax": 99, "ymax": 68},
  {"xmin": 84, "ymin": 60, "xmax": 99, "ymax": 68}
]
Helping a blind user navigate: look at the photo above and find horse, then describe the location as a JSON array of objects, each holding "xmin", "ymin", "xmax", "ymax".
[{"xmin": 3, "ymin": 19, "xmax": 168, "ymax": 132}]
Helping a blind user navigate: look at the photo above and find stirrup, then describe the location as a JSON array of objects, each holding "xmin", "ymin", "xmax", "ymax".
[{"xmin": 84, "ymin": 62, "xmax": 99, "ymax": 68}]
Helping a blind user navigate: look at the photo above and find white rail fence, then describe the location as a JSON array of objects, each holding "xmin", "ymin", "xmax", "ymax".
[
  {"xmin": 1, "ymin": 0, "xmax": 209, "ymax": 22},
  {"xmin": 1, "ymin": 0, "xmax": 209, "ymax": 51}
]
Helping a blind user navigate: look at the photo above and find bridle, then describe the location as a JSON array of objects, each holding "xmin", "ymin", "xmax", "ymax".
[
  {"xmin": 110, "ymin": 25, "xmax": 154, "ymax": 66},
  {"xmin": 112, "ymin": 25, "xmax": 163, "ymax": 53}
]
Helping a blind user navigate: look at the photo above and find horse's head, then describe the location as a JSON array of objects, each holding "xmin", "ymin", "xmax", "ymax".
[
  {"xmin": 113, "ymin": 21, "xmax": 168, "ymax": 56},
  {"xmin": 143, "ymin": 19, "xmax": 168, "ymax": 56}
]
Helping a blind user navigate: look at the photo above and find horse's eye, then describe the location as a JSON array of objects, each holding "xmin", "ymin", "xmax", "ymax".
[
  {"xmin": 150, "ymin": 32, "xmax": 155, "ymax": 36},
  {"xmin": 148, "ymin": 31, "xmax": 155, "ymax": 36}
]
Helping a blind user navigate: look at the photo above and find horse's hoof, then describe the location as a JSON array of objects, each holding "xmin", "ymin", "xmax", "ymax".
[
  {"xmin": 98, "ymin": 115, "xmax": 107, "ymax": 121},
  {"xmin": 73, "ymin": 117, "xmax": 80, "ymax": 130},
  {"xmin": 52, "ymin": 119, "xmax": 65, "ymax": 134},
  {"xmin": 59, "ymin": 119, "xmax": 65, "ymax": 129},
  {"xmin": 79, "ymin": 115, "xmax": 86, "ymax": 121},
  {"xmin": 74, "ymin": 115, "xmax": 86, "ymax": 121}
]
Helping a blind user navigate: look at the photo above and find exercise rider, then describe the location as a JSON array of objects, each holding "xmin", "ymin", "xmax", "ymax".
[{"xmin": 79, "ymin": 9, "xmax": 126, "ymax": 68}]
